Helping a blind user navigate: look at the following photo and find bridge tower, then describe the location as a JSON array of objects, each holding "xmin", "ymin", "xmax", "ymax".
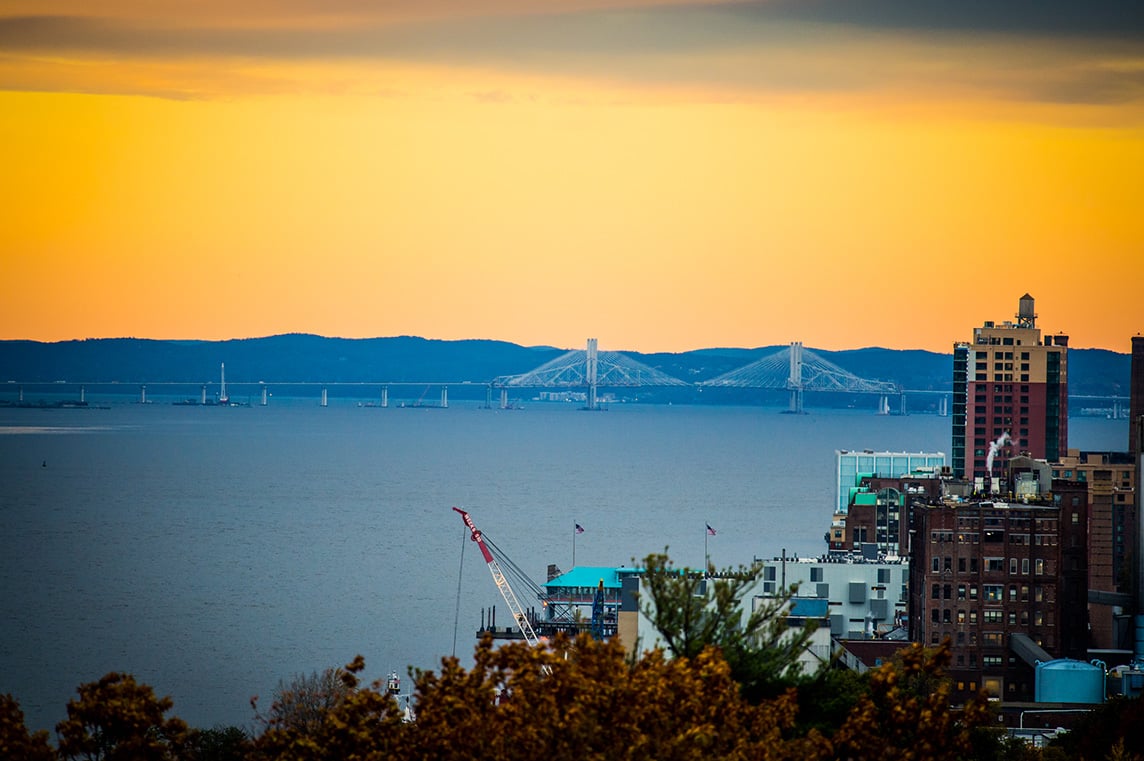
[
  {"xmin": 787, "ymin": 341, "xmax": 804, "ymax": 414},
  {"xmin": 586, "ymin": 338, "xmax": 599, "ymax": 411}
]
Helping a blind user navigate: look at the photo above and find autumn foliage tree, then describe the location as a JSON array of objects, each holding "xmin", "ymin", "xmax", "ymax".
[
  {"xmin": 55, "ymin": 672, "xmax": 188, "ymax": 761},
  {"xmin": 829, "ymin": 642, "xmax": 992, "ymax": 761},
  {"xmin": 0, "ymin": 693, "xmax": 54, "ymax": 761},
  {"xmin": 405, "ymin": 631, "xmax": 825, "ymax": 761},
  {"xmin": 252, "ymin": 655, "xmax": 408, "ymax": 760}
]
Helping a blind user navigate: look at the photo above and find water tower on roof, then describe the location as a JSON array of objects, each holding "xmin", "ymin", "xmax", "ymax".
[{"xmin": 1017, "ymin": 293, "xmax": 1037, "ymax": 329}]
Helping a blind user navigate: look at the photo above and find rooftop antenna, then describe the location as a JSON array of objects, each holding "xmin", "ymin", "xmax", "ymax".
[{"xmin": 220, "ymin": 362, "xmax": 228, "ymax": 404}]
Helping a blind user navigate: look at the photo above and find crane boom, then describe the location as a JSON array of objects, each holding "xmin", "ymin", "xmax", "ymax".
[{"xmin": 453, "ymin": 507, "xmax": 541, "ymax": 646}]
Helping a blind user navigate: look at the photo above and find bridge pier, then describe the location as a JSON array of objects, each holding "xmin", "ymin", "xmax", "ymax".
[
  {"xmin": 501, "ymin": 388, "xmax": 509, "ymax": 410},
  {"xmin": 321, "ymin": 387, "xmax": 328, "ymax": 407},
  {"xmin": 79, "ymin": 385, "xmax": 85, "ymax": 403},
  {"xmin": 261, "ymin": 384, "xmax": 268, "ymax": 406},
  {"xmin": 140, "ymin": 385, "xmax": 147, "ymax": 404},
  {"xmin": 441, "ymin": 386, "xmax": 448, "ymax": 409},
  {"xmin": 381, "ymin": 385, "xmax": 388, "ymax": 408},
  {"xmin": 939, "ymin": 395, "xmax": 948, "ymax": 417},
  {"xmin": 900, "ymin": 391, "xmax": 907, "ymax": 416},
  {"xmin": 18, "ymin": 386, "xmax": 22, "ymax": 403},
  {"xmin": 788, "ymin": 388, "xmax": 803, "ymax": 414},
  {"xmin": 201, "ymin": 385, "xmax": 208, "ymax": 405}
]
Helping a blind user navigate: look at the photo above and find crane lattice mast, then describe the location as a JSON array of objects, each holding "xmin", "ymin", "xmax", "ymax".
[{"xmin": 453, "ymin": 507, "xmax": 541, "ymax": 647}]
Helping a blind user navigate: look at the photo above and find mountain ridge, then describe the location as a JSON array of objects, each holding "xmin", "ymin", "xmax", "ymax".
[{"xmin": 0, "ymin": 334, "xmax": 1128, "ymax": 399}]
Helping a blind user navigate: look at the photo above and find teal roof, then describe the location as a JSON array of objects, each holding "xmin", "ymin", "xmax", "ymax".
[{"xmin": 545, "ymin": 566, "xmax": 626, "ymax": 589}]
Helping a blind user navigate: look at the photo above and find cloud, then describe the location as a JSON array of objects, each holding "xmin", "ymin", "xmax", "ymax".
[{"xmin": 1, "ymin": 1, "xmax": 1142, "ymax": 111}]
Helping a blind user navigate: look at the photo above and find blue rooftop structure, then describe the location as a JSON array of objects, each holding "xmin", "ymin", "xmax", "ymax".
[
  {"xmin": 789, "ymin": 598, "xmax": 830, "ymax": 619},
  {"xmin": 545, "ymin": 566, "xmax": 628, "ymax": 590}
]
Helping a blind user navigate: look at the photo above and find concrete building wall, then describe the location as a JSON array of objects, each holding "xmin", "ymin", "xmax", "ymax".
[{"xmin": 756, "ymin": 558, "xmax": 909, "ymax": 639}]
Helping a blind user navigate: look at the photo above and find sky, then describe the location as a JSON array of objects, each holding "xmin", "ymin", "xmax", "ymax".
[{"xmin": 1, "ymin": 0, "xmax": 1142, "ymax": 354}]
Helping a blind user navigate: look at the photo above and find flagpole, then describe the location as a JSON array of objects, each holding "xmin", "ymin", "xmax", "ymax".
[
  {"xmin": 704, "ymin": 526, "xmax": 709, "ymax": 571},
  {"xmin": 573, "ymin": 522, "xmax": 577, "ymax": 567}
]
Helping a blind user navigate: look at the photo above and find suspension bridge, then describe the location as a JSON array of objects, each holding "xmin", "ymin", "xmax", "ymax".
[
  {"xmin": 3, "ymin": 339, "xmax": 919, "ymax": 412},
  {"xmin": 493, "ymin": 339, "xmax": 901, "ymax": 413}
]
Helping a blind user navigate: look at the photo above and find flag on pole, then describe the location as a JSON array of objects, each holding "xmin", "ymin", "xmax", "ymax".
[
  {"xmin": 706, "ymin": 523, "xmax": 717, "ymax": 536},
  {"xmin": 575, "ymin": 523, "xmax": 585, "ymax": 534}
]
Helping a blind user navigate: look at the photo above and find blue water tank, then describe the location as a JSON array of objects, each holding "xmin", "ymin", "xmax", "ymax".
[{"xmin": 1034, "ymin": 659, "xmax": 1105, "ymax": 704}]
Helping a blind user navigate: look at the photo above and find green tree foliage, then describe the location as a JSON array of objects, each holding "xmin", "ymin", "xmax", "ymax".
[
  {"xmin": 793, "ymin": 667, "xmax": 870, "ymax": 737},
  {"xmin": 1047, "ymin": 695, "xmax": 1144, "ymax": 760},
  {"xmin": 0, "ymin": 693, "xmax": 54, "ymax": 761},
  {"xmin": 638, "ymin": 550, "xmax": 816, "ymax": 702},
  {"xmin": 184, "ymin": 725, "xmax": 252, "ymax": 761},
  {"xmin": 55, "ymin": 672, "xmax": 188, "ymax": 761}
]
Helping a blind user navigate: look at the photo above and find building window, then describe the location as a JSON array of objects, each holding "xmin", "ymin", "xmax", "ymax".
[
  {"xmin": 957, "ymin": 584, "xmax": 966, "ymax": 600},
  {"xmin": 932, "ymin": 558, "xmax": 940, "ymax": 573},
  {"xmin": 1035, "ymin": 586, "xmax": 1044, "ymax": 602},
  {"xmin": 958, "ymin": 610, "xmax": 966, "ymax": 624},
  {"xmin": 1009, "ymin": 558, "xmax": 1018, "ymax": 574},
  {"xmin": 810, "ymin": 567, "xmax": 823, "ymax": 582},
  {"xmin": 1022, "ymin": 558, "xmax": 1030, "ymax": 574},
  {"xmin": 984, "ymin": 585, "xmax": 1003, "ymax": 601},
  {"xmin": 944, "ymin": 584, "xmax": 952, "ymax": 599},
  {"xmin": 984, "ymin": 610, "xmax": 1003, "ymax": 624},
  {"xmin": 1035, "ymin": 559, "xmax": 1045, "ymax": 575},
  {"xmin": 987, "ymin": 558, "xmax": 1004, "ymax": 572},
  {"xmin": 932, "ymin": 584, "xmax": 940, "ymax": 599}
]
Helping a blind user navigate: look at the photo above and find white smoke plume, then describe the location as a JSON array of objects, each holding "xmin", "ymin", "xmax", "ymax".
[{"xmin": 985, "ymin": 431, "xmax": 1011, "ymax": 474}]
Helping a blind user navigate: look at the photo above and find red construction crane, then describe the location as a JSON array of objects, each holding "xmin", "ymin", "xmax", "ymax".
[{"xmin": 453, "ymin": 507, "xmax": 542, "ymax": 646}]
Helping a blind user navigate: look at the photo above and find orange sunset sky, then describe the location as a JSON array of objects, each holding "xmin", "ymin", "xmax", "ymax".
[{"xmin": 1, "ymin": 0, "xmax": 1142, "ymax": 354}]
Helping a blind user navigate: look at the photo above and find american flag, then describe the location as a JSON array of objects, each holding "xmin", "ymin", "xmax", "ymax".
[
  {"xmin": 706, "ymin": 523, "xmax": 717, "ymax": 536},
  {"xmin": 575, "ymin": 523, "xmax": 585, "ymax": 534}
]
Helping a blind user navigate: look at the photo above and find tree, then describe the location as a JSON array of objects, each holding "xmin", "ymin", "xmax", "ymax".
[
  {"xmin": 184, "ymin": 725, "xmax": 252, "ymax": 761},
  {"xmin": 407, "ymin": 631, "xmax": 826, "ymax": 761},
  {"xmin": 1047, "ymin": 695, "xmax": 1144, "ymax": 760},
  {"xmin": 253, "ymin": 655, "xmax": 408, "ymax": 760},
  {"xmin": 252, "ymin": 665, "xmax": 351, "ymax": 738},
  {"xmin": 55, "ymin": 672, "xmax": 188, "ymax": 761},
  {"xmin": 0, "ymin": 693, "xmax": 54, "ymax": 761},
  {"xmin": 638, "ymin": 550, "xmax": 817, "ymax": 702},
  {"xmin": 828, "ymin": 642, "xmax": 993, "ymax": 761}
]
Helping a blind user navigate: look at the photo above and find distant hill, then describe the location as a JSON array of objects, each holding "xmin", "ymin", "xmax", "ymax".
[{"xmin": 0, "ymin": 335, "xmax": 1129, "ymax": 401}]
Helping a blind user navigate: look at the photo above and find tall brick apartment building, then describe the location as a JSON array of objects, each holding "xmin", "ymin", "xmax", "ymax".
[
  {"xmin": 952, "ymin": 294, "xmax": 1069, "ymax": 486},
  {"xmin": 908, "ymin": 482, "xmax": 1088, "ymax": 704}
]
